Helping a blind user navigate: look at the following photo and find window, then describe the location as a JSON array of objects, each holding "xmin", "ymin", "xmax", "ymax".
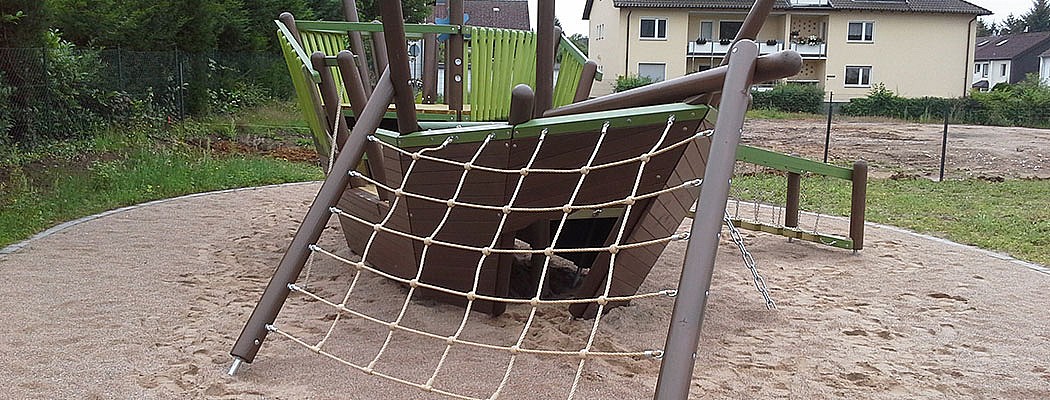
[
  {"xmin": 719, "ymin": 21, "xmax": 743, "ymax": 40},
  {"xmin": 1001, "ymin": 64, "xmax": 1008, "ymax": 77},
  {"xmin": 975, "ymin": 63, "xmax": 982, "ymax": 74},
  {"xmin": 982, "ymin": 63, "xmax": 989, "ymax": 77},
  {"xmin": 844, "ymin": 66, "xmax": 872, "ymax": 87},
  {"xmin": 699, "ymin": 21, "xmax": 713, "ymax": 41},
  {"xmin": 640, "ymin": 18, "xmax": 667, "ymax": 40},
  {"xmin": 847, "ymin": 21, "xmax": 875, "ymax": 42},
  {"xmin": 638, "ymin": 63, "xmax": 666, "ymax": 82}
]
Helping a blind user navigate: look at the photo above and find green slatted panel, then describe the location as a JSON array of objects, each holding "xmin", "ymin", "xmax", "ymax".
[
  {"xmin": 279, "ymin": 30, "xmax": 329, "ymax": 157},
  {"xmin": 553, "ymin": 46, "xmax": 583, "ymax": 107},
  {"xmin": 299, "ymin": 30, "xmax": 351, "ymax": 105},
  {"xmin": 467, "ymin": 27, "xmax": 540, "ymax": 121}
]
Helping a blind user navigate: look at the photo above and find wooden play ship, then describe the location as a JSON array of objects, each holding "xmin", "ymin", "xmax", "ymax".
[{"xmin": 268, "ymin": 0, "xmax": 803, "ymax": 318}]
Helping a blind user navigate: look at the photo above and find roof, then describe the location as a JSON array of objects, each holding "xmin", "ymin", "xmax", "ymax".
[
  {"xmin": 432, "ymin": 0, "xmax": 530, "ymax": 30},
  {"xmin": 584, "ymin": 0, "xmax": 990, "ymax": 18},
  {"xmin": 975, "ymin": 32, "xmax": 1050, "ymax": 61}
]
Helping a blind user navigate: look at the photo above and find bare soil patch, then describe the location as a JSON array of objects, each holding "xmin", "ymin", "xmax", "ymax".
[{"xmin": 743, "ymin": 118, "xmax": 1050, "ymax": 179}]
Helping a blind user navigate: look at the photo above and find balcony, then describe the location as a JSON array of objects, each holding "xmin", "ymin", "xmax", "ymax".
[
  {"xmin": 687, "ymin": 40, "xmax": 783, "ymax": 57},
  {"xmin": 789, "ymin": 42, "xmax": 826, "ymax": 59}
]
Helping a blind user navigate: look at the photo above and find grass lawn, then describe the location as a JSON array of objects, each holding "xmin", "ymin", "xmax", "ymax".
[
  {"xmin": 733, "ymin": 174, "xmax": 1050, "ymax": 266},
  {"xmin": 0, "ymin": 103, "xmax": 324, "ymax": 248}
]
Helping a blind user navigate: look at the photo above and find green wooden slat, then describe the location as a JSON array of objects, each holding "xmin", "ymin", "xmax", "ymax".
[
  {"xmin": 481, "ymin": 28, "xmax": 494, "ymax": 121},
  {"xmin": 735, "ymin": 145, "xmax": 853, "ymax": 180},
  {"xmin": 279, "ymin": 33, "xmax": 328, "ymax": 156},
  {"xmin": 468, "ymin": 27, "xmax": 479, "ymax": 121},
  {"xmin": 275, "ymin": 21, "xmax": 319, "ymax": 82},
  {"xmin": 497, "ymin": 29, "xmax": 511, "ymax": 119}
]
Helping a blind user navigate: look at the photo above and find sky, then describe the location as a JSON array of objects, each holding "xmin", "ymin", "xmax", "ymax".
[{"xmin": 529, "ymin": 0, "xmax": 1040, "ymax": 37}]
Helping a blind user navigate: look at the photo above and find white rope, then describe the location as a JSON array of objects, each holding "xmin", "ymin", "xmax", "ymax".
[{"xmin": 567, "ymin": 114, "xmax": 677, "ymax": 400}]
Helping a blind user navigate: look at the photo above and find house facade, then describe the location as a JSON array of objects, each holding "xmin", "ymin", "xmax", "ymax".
[
  {"xmin": 972, "ymin": 32, "xmax": 1050, "ymax": 91},
  {"xmin": 583, "ymin": 0, "xmax": 990, "ymax": 99}
]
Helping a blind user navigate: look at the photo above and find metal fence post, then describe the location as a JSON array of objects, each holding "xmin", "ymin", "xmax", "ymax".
[
  {"xmin": 939, "ymin": 106, "xmax": 949, "ymax": 182},
  {"xmin": 824, "ymin": 92, "xmax": 833, "ymax": 163}
]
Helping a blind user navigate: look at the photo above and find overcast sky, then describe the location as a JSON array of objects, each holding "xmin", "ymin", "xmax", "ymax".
[{"xmin": 527, "ymin": 0, "xmax": 1040, "ymax": 37}]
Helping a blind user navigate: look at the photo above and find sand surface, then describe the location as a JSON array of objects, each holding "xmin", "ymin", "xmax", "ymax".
[{"xmin": 1, "ymin": 182, "xmax": 1048, "ymax": 399}]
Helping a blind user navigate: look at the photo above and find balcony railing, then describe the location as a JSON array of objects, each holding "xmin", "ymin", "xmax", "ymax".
[
  {"xmin": 788, "ymin": 42, "xmax": 827, "ymax": 58},
  {"xmin": 687, "ymin": 40, "xmax": 783, "ymax": 56}
]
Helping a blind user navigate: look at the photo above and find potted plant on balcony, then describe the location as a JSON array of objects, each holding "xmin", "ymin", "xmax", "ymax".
[{"xmin": 791, "ymin": 35, "xmax": 825, "ymax": 55}]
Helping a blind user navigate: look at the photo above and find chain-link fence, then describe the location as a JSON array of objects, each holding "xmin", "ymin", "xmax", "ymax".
[{"xmin": 0, "ymin": 47, "xmax": 292, "ymax": 146}]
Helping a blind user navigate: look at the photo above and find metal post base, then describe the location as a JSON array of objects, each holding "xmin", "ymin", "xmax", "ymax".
[{"xmin": 227, "ymin": 357, "xmax": 245, "ymax": 376}]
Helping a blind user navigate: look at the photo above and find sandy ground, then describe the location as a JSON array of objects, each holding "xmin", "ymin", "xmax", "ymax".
[
  {"xmin": 743, "ymin": 118, "xmax": 1050, "ymax": 179},
  {"xmin": 1, "ymin": 181, "xmax": 1048, "ymax": 399}
]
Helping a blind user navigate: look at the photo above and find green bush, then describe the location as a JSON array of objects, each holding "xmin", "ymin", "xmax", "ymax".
[
  {"xmin": 750, "ymin": 83, "xmax": 824, "ymax": 114},
  {"xmin": 614, "ymin": 74, "xmax": 655, "ymax": 92},
  {"xmin": 840, "ymin": 77, "xmax": 1050, "ymax": 128}
]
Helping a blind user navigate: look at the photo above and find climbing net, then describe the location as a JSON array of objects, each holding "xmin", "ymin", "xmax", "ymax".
[{"xmin": 265, "ymin": 114, "xmax": 721, "ymax": 399}]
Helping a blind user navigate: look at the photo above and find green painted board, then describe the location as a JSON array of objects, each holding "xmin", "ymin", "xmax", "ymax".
[{"xmin": 735, "ymin": 145, "xmax": 853, "ymax": 180}]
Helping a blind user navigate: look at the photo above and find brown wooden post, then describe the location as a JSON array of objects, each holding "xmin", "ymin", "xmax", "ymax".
[
  {"xmin": 422, "ymin": 33, "xmax": 438, "ymax": 104},
  {"xmin": 447, "ymin": 0, "xmax": 465, "ymax": 120},
  {"xmin": 342, "ymin": 0, "xmax": 373, "ymax": 96},
  {"xmin": 849, "ymin": 160, "xmax": 867, "ymax": 252},
  {"xmin": 508, "ymin": 84, "xmax": 535, "ymax": 125},
  {"xmin": 372, "ymin": 26, "xmax": 389, "ymax": 72},
  {"xmin": 378, "ymin": 1, "xmax": 420, "ymax": 134},
  {"xmin": 545, "ymin": 51, "xmax": 801, "ymax": 117},
  {"xmin": 311, "ymin": 52, "xmax": 348, "ymax": 148},
  {"xmin": 654, "ymin": 40, "xmax": 758, "ymax": 400},
  {"xmin": 785, "ymin": 172, "xmax": 801, "ymax": 229},
  {"xmin": 229, "ymin": 68, "xmax": 395, "ymax": 370},
  {"xmin": 573, "ymin": 60, "xmax": 599, "ymax": 103},
  {"xmin": 337, "ymin": 50, "xmax": 390, "ymax": 200},
  {"xmin": 277, "ymin": 13, "xmax": 303, "ymax": 46},
  {"xmin": 535, "ymin": 0, "xmax": 555, "ymax": 117}
]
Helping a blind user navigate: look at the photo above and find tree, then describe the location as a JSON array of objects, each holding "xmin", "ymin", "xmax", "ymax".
[
  {"xmin": 568, "ymin": 33, "xmax": 588, "ymax": 56},
  {"xmin": 307, "ymin": 0, "xmax": 433, "ymax": 22},
  {"xmin": 1000, "ymin": 13, "xmax": 1027, "ymax": 34},
  {"xmin": 1, "ymin": 1, "xmax": 46, "ymax": 48},
  {"xmin": 1023, "ymin": 0, "xmax": 1050, "ymax": 33},
  {"xmin": 976, "ymin": 18, "xmax": 998, "ymax": 37}
]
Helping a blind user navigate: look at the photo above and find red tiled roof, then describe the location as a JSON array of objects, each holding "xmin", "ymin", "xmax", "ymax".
[
  {"xmin": 975, "ymin": 32, "xmax": 1050, "ymax": 61},
  {"xmin": 432, "ymin": 0, "xmax": 530, "ymax": 30},
  {"xmin": 588, "ymin": 0, "xmax": 990, "ymax": 17}
]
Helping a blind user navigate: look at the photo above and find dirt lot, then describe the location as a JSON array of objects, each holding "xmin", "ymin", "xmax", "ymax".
[{"xmin": 743, "ymin": 117, "xmax": 1050, "ymax": 180}]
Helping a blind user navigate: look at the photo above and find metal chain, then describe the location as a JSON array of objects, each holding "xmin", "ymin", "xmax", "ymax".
[{"xmin": 723, "ymin": 211, "xmax": 776, "ymax": 310}]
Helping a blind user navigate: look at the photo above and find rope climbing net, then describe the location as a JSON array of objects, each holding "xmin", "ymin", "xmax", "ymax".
[{"xmin": 266, "ymin": 114, "xmax": 720, "ymax": 399}]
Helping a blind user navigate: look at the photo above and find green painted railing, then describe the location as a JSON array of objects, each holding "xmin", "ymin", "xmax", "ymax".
[{"xmin": 277, "ymin": 22, "xmax": 329, "ymax": 158}]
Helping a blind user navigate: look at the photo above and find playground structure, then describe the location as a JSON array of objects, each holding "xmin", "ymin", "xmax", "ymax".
[{"xmin": 229, "ymin": 0, "xmax": 869, "ymax": 398}]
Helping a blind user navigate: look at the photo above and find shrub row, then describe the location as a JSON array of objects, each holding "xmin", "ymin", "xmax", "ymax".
[
  {"xmin": 841, "ymin": 78, "xmax": 1050, "ymax": 128},
  {"xmin": 751, "ymin": 83, "xmax": 824, "ymax": 114}
]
